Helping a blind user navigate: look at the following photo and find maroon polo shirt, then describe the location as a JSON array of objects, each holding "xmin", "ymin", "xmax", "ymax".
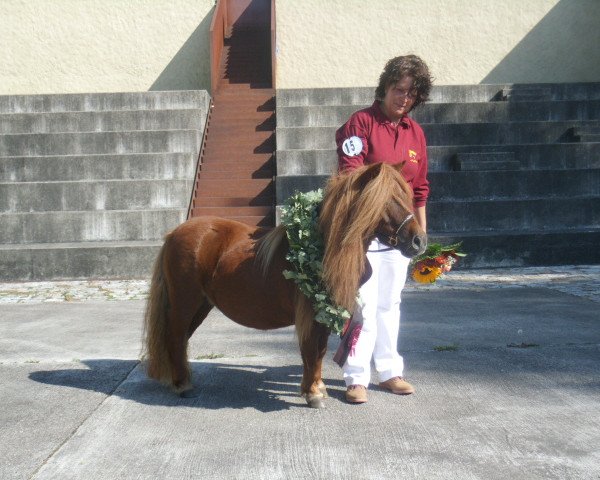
[{"xmin": 336, "ymin": 101, "xmax": 430, "ymax": 208}]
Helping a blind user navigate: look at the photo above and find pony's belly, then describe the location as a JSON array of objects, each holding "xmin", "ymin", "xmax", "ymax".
[
  {"xmin": 207, "ymin": 244, "xmax": 296, "ymax": 330},
  {"xmin": 217, "ymin": 302, "xmax": 294, "ymax": 330}
]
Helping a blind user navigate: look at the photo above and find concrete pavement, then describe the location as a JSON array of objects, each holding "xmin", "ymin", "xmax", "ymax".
[{"xmin": 1, "ymin": 268, "xmax": 599, "ymax": 479}]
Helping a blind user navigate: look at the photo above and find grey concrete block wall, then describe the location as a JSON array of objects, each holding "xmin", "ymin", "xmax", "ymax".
[
  {"xmin": 0, "ymin": 90, "xmax": 210, "ymax": 281},
  {"xmin": 1, "ymin": 209, "xmax": 188, "ymax": 244},
  {"xmin": 0, "ymin": 91, "xmax": 210, "ymax": 114},
  {"xmin": 0, "ymin": 180, "xmax": 194, "ymax": 213},
  {"xmin": 0, "ymin": 130, "xmax": 202, "ymax": 157},
  {"xmin": 275, "ymin": 83, "xmax": 600, "ymax": 108},
  {"xmin": 275, "ymin": 83, "xmax": 600, "ymax": 267},
  {"xmin": 0, "ymin": 109, "xmax": 206, "ymax": 135},
  {"xmin": 0, "ymin": 153, "xmax": 197, "ymax": 182},
  {"xmin": 276, "ymin": 100, "xmax": 600, "ymax": 128},
  {"xmin": 277, "ymin": 121, "xmax": 597, "ymax": 151}
]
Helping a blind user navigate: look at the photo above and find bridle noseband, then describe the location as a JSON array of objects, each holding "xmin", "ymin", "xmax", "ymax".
[{"xmin": 370, "ymin": 213, "xmax": 414, "ymax": 252}]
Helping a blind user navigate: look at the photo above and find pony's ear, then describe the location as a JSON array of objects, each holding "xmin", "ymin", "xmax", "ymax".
[{"xmin": 354, "ymin": 163, "xmax": 385, "ymax": 190}]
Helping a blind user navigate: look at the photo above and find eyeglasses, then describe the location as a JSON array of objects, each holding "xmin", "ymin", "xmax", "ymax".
[{"xmin": 395, "ymin": 89, "xmax": 417, "ymax": 100}]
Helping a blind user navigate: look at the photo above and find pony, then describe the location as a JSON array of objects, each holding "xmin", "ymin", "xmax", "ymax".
[{"xmin": 143, "ymin": 162, "xmax": 427, "ymax": 408}]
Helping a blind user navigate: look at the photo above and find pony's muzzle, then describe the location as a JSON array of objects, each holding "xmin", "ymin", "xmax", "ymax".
[{"xmin": 412, "ymin": 234, "xmax": 427, "ymax": 255}]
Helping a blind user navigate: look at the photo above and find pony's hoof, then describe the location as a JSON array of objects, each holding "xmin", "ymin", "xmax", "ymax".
[
  {"xmin": 306, "ymin": 394, "xmax": 325, "ymax": 409},
  {"xmin": 317, "ymin": 382, "xmax": 329, "ymax": 398},
  {"xmin": 179, "ymin": 388, "xmax": 199, "ymax": 399}
]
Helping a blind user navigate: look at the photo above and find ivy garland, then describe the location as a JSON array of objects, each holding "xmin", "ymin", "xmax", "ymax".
[{"xmin": 280, "ymin": 190, "xmax": 351, "ymax": 335}]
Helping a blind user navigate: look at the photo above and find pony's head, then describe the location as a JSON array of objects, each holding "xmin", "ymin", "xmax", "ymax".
[{"xmin": 318, "ymin": 163, "xmax": 427, "ymax": 311}]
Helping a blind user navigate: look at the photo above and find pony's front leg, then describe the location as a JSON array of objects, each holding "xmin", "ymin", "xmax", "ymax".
[{"xmin": 299, "ymin": 321, "xmax": 330, "ymax": 408}]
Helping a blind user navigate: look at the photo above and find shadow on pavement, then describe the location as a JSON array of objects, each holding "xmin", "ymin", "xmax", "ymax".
[{"xmin": 28, "ymin": 359, "xmax": 347, "ymax": 413}]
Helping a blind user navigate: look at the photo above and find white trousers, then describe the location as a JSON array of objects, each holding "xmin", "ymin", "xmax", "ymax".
[{"xmin": 343, "ymin": 238, "xmax": 410, "ymax": 387}]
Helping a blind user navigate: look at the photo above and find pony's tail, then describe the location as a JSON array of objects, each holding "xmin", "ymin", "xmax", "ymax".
[{"xmin": 142, "ymin": 241, "xmax": 172, "ymax": 385}]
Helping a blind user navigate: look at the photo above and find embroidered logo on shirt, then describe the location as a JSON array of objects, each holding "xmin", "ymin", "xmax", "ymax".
[
  {"xmin": 342, "ymin": 136, "xmax": 363, "ymax": 157},
  {"xmin": 409, "ymin": 149, "xmax": 418, "ymax": 163}
]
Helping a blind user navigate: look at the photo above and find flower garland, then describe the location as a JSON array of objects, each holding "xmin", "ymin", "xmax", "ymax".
[
  {"xmin": 410, "ymin": 242, "xmax": 466, "ymax": 284},
  {"xmin": 280, "ymin": 190, "xmax": 351, "ymax": 335}
]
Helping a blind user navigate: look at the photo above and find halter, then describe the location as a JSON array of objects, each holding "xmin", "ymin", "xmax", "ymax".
[{"xmin": 369, "ymin": 213, "xmax": 414, "ymax": 252}]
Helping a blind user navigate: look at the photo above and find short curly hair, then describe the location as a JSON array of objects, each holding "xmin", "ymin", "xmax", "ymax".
[{"xmin": 375, "ymin": 55, "xmax": 433, "ymax": 109}]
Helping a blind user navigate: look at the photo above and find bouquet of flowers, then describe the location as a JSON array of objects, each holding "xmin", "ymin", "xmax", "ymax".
[{"xmin": 410, "ymin": 242, "xmax": 466, "ymax": 284}]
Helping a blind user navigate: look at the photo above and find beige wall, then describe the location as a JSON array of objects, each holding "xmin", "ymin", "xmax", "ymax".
[
  {"xmin": 275, "ymin": 0, "xmax": 600, "ymax": 88},
  {"xmin": 0, "ymin": 0, "xmax": 214, "ymax": 95},
  {"xmin": 2, "ymin": 0, "xmax": 598, "ymax": 95}
]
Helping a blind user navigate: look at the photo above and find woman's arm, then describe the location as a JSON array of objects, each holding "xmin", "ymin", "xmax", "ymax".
[{"xmin": 415, "ymin": 205, "xmax": 427, "ymax": 233}]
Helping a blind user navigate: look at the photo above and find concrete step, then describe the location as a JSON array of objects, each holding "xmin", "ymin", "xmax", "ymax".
[
  {"xmin": 429, "ymin": 169, "xmax": 600, "ymax": 201},
  {"xmin": 0, "ymin": 109, "xmax": 206, "ymax": 135},
  {"xmin": 0, "ymin": 240, "xmax": 162, "ymax": 281},
  {"xmin": 0, "ymin": 90, "xmax": 210, "ymax": 114},
  {"xmin": 502, "ymin": 86, "xmax": 552, "ymax": 101},
  {"xmin": 276, "ymin": 121, "xmax": 600, "ymax": 150},
  {"xmin": 276, "ymin": 142, "xmax": 600, "ymax": 176},
  {"xmin": 451, "ymin": 152, "xmax": 519, "ymax": 171},
  {"xmin": 573, "ymin": 125, "xmax": 600, "ymax": 142},
  {"xmin": 0, "ymin": 130, "xmax": 202, "ymax": 157},
  {"xmin": 428, "ymin": 197, "xmax": 600, "ymax": 233},
  {"xmin": 0, "ymin": 209, "xmax": 186, "ymax": 244},
  {"xmin": 276, "ymin": 100, "xmax": 600, "ymax": 127},
  {"xmin": 275, "ymin": 169, "xmax": 600, "ymax": 205},
  {"xmin": 0, "ymin": 153, "xmax": 196, "ymax": 182},
  {"xmin": 429, "ymin": 230, "xmax": 600, "ymax": 268},
  {"xmin": 426, "ymin": 142, "xmax": 600, "ymax": 171},
  {"xmin": 275, "ymin": 150, "xmax": 336, "ymax": 176},
  {"xmin": 0, "ymin": 179, "xmax": 192, "ymax": 213},
  {"xmin": 276, "ymin": 175, "xmax": 329, "ymax": 204},
  {"xmin": 276, "ymin": 83, "xmax": 600, "ymax": 107}
]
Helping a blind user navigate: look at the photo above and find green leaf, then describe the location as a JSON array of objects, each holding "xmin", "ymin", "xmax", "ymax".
[{"xmin": 280, "ymin": 189, "xmax": 353, "ymax": 335}]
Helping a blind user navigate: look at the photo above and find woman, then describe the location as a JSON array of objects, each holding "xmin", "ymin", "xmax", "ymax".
[{"xmin": 336, "ymin": 55, "xmax": 432, "ymax": 404}]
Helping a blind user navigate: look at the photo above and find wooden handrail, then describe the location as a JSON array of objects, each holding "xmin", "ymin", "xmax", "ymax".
[
  {"xmin": 209, "ymin": 0, "xmax": 228, "ymax": 95},
  {"xmin": 270, "ymin": 0, "xmax": 276, "ymax": 89}
]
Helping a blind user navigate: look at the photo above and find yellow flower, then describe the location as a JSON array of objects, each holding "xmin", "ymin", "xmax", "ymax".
[{"xmin": 412, "ymin": 265, "xmax": 443, "ymax": 284}]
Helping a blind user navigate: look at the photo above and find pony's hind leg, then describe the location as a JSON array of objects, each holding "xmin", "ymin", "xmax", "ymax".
[{"xmin": 166, "ymin": 294, "xmax": 213, "ymax": 395}]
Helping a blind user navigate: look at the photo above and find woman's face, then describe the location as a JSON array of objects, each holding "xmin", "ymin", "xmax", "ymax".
[{"xmin": 381, "ymin": 76, "xmax": 416, "ymax": 122}]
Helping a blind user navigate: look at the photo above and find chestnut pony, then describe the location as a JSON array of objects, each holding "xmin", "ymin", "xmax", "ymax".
[{"xmin": 143, "ymin": 163, "xmax": 426, "ymax": 408}]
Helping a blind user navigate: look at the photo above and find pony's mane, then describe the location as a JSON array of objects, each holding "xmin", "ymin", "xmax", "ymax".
[
  {"xmin": 318, "ymin": 163, "xmax": 413, "ymax": 312},
  {"xmin": 255, "ymin": 225, "xmax": 286, "ymax": 278}
]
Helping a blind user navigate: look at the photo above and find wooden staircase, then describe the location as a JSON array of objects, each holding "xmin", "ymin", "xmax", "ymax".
[{"xmin": 189, "ymin": 0, "xmax": 275, "ymax": 227}]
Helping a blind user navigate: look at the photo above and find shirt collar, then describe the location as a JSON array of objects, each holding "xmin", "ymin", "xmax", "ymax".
[{"xmin": 371, "ymin": 101, "xmax": 411, "ymax": 129}]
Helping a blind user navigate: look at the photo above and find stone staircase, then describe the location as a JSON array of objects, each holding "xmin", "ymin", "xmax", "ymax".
[
  {"xmin": 188, "ymin": 2, "xmax": 275, "ymax": 227},
  {"xmin": 275, "ymin": 83, "xmax": 600, "ymax": 267},
  {"xmin": 0, "ymin": 91, "xmax": 210, "ymax": 281}
]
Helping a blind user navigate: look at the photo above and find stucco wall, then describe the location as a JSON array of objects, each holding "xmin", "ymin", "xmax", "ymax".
[
  {"xmin": 0, "ymin": 0, "xmax": 214, "ymax": 95},
  {"xmin": 275, "ymin": 0, "xmax": 600, "ymax": 88},
  {"xmin": 2, "ymin": 0, "xmax": 599, "ymax": 94}
]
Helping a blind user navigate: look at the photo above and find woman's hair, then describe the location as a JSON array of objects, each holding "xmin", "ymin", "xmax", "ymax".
[{"xmin": 375, "ymin": 55, "xmax": 433, "ymax": 108}]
